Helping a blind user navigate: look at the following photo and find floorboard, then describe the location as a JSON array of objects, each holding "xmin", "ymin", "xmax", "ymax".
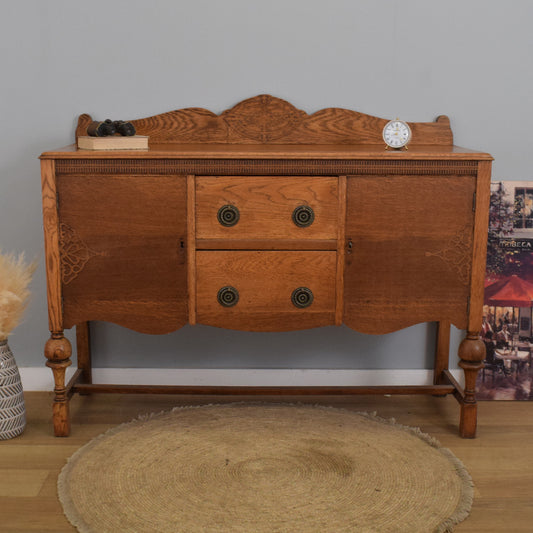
[{"xmin": 1, "ymin": 392, "xmax": 532, "ymax": 532}]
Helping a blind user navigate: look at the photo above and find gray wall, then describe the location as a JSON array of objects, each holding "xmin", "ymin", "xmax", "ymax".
[{"xmin": 1, "ymin": 0, "xmax": 530, "ymax": 372}]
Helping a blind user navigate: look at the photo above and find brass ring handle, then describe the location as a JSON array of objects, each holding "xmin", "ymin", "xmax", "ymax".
[
  {"xmin": 217, "ymin": 205, "xmax": 240, "ymax": 227},
  {"xmin": 217, "ymin": 286, "xmax": 239, "ymax": 307},
  {"xmin": 291, "ymin": 287, "xmax": 314, "ymax": 308},
  {"xmin": 292, "ymin": 205, "xmax": 315, "ymax": 227}
]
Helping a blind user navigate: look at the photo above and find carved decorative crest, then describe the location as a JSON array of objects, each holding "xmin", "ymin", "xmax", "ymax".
[
  {"xmin": 221, "ymin": 95, "xmax": 306, "ymax": 142},
  {"xmin": 76, "ymin": 95, "xmax": 453, "ymax": 146},
  {"xmin": 425, "ymin": 226, "xmax": 473, "ymax": 285},
  {"xmin": 59, "ymin": 224, "xmax": 101, "ymax": 284}
]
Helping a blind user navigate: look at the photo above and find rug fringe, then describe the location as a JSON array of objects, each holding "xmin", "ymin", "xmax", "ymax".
[
  {"xmin": 433, "ymin": 447, "xmax": 475, "ymax": 533},
  {"xmin": 349, "ymin": 409, "xmax": 474, "ymax": 533}
]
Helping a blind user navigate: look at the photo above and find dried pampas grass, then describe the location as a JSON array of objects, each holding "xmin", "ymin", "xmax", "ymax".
[{"xmin": 0, "ymin": 251, "xmax": 37, "ymax": 340}]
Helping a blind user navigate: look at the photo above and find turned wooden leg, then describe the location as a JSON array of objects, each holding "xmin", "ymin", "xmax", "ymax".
[
  {"xmin": 458, "ymin": 332, "xmax": 485, "ymax": 438},
  {"xmin": 45, "ymin": 333, "xmax": 72, "ymax": 437}
]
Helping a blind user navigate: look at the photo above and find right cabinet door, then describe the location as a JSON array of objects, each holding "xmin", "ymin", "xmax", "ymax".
[{"xmin": 343, "ymin": 175, "xmax": 476, "ymax": 334}]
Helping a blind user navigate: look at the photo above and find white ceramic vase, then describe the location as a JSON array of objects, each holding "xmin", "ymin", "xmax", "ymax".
[{"xmin": 0, "ymin": 339, "xmax": 26, "ymax": 439}]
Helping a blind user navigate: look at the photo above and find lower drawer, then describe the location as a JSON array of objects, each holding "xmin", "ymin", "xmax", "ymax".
[{"xmin": 196, "ymin": 251, "xmax": 336, "ymax": 331}]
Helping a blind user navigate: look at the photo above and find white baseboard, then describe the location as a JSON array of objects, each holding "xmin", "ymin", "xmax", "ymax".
[{"xmin": 19, "ymin": 367, "xmax": 464, "ymax": 391}]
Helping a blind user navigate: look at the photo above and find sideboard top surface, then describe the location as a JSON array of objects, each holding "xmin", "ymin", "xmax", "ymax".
[{"xmin": 40, "ymin": 142, "xmax": 492, "ymax": 161}]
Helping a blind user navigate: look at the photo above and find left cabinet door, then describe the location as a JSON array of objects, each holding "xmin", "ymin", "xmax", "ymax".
[{"xmin": 56, "ymin": 174, "xmax": 188, "ymax": 334}]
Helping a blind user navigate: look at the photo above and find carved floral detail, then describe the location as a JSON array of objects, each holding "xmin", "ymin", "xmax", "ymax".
[
  {"xmin": 221, "ymin": 94, "xmax": 306, "ymax": 142},
  {"xmin": 59, "ymin": 224, "xmax": 101, "ymax": 285},
  {"xmin": 425, "ymin": 226, "xmax": 473, "ymax": 285}
]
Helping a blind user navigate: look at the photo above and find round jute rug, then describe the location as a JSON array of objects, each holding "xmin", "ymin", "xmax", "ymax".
[{"xmin": 58, "ymin": 404, "xmax": 473, "ymax": 533}]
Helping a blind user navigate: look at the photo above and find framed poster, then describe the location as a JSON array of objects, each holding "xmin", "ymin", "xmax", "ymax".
[{"xmin": 477, "ymin": 181, "xmax": 533, "ymax": 400}]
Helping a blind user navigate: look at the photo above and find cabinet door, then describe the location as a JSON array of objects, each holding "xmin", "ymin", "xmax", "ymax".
[
  {"xmin": 344, "ymin": 175, "xmax": 476, "ymax": 334},
  {"xmin": 57, "ymin": 175, "xmax": 187, "ymax": 334}
]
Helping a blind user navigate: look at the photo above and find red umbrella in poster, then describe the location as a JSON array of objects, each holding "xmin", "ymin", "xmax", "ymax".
[{"xmin": 484, "ymin": 275, "xmax": 533, "ymax": 307}]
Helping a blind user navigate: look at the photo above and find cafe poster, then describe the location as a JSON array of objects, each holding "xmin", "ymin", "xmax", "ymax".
[{"xmin": 476, "ymin": 181, "xmax": 533, "ymax": 400}]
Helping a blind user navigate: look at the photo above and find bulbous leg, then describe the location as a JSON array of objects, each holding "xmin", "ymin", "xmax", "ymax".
[
  {"xmin": 458, "ymin": 332, "xmax": 485, "ymax": 438},
  {"xmin": 45, "ymin": 333, "xmax": 72, "ymax": 437}
]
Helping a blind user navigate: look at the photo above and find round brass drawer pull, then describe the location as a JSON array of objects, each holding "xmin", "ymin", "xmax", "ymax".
[
  {"xmin": 291, "ymin": 287, "xmax": 314, "ymax": 308},
  {"xmin": 217, "ymin": 286, "xmax": 239, "ymax": 307},
  {"xmin": 217, "ymin": 205, "xmax": 240, "ymax": 227},
  {"xmin": 292, "ymin": 205, "xmax": 315, "ymax": 227}
]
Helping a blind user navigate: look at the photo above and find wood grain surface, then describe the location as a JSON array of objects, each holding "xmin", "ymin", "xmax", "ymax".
[
  {"xmin": 468, "ymin": 161, "xmax": 492, "ymax": 331},
  {"xmin": 40, "ymin": 159, "xmax": 63, "ymax": 332},
  {"xmin": 57, "ymin": 175, "xmax": 188, "ymax": 333},
  {"xmin": 187, "ymin": 175, "xmax": 197, "ymax": 325},
  {"xmin": 344, "ymin": 175, "xmax": 476, "ymax": 334},
  {"xmin": 41, "ymin": 97, "xmax": 492, "ymax": 438},
  {"xmin": 196, "ymin": 250, "xmax": 336, "ymax": 331},
  {"xmin": 195, "ymin": 239, "xmax": 337, "ymax": 250},
  {"xmin": 4, "ymin": 393, "xmax": 532, "ymax": 532},
  {"xmin": 75, "ymin": 95, "xmax": 453, "ymax": 146},
  {"xmin": 195, "ymin": 176, "xmax": 338, "ymax": 240},
  {"xmin": 335, "ymin": 176, "xmax": 347, "ymax": 325}
]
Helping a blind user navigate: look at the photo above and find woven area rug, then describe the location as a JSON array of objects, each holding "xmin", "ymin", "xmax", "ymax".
[{"xmin": 58, "ymin": 403, "xmax": 473, "ymax": 533}]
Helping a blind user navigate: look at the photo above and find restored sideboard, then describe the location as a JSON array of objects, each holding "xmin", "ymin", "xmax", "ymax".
[{"xmin": 40, "ymin": 95, "xmax": 492, "ymax": 437}]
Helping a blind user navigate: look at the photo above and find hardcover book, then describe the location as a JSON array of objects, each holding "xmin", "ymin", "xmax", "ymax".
[{"xmin": 77, "ymin": 135, "xmax": 149, "ymax": 150}]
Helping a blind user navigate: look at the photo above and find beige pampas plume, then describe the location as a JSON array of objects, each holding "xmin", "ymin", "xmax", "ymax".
[{"xmin": 0, "ymin": 250, "xmax": 37, "ymax": 340}]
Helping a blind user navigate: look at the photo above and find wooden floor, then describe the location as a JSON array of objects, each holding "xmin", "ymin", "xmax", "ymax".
[{"xmin": 1, "ymin": 392, "xmax": 532, "ymax": 532}]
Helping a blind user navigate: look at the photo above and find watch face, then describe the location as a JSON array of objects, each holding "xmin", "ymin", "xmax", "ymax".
[{"xmin": 383, "ymin": 120, "xmax": 411, "ymax": 148}]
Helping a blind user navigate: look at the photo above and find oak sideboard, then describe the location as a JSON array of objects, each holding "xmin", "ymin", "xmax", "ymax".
[{"xmin": 40, "ymin": 95, "xmax": 492, "ymax": 437}]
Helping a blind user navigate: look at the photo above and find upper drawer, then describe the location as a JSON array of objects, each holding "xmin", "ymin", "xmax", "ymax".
[{"xmin": 195, "ymin": 176, "xmax": 338, "ymax": 240}]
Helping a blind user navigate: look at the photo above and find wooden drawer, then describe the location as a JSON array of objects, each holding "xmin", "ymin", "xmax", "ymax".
[
  {"xmin": 195, "ymin": 176, "xmax": 338, "ymax": 241},
  {"xmin": 195, "ymin": 250, "xmax": 336, "ymax": 331}
]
